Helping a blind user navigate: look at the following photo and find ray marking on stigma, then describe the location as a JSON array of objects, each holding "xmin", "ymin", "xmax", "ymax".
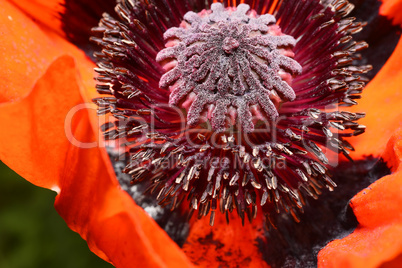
[{"xmin": 91, "ymin": 0, "xmax": 371, "ymax": 228}]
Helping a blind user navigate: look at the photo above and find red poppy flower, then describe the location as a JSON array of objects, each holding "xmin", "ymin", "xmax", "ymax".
[{"xmin": 1, "ymin": 0, "xmax": 402, "ymax": 267}]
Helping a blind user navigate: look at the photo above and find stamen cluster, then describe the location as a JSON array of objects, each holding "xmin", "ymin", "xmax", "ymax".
[{"xmin": 91, "ymin": 0, "xmax": 371, "ymax": 227}]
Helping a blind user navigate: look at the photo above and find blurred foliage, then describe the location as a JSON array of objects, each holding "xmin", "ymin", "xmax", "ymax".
[{"xmin": 0, "ymin": 161, "xmax": 113, "ymax": 268}]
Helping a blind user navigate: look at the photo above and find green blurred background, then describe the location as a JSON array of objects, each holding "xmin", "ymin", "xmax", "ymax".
[{"xmin": 0, "ymin": 161, "xmax": 113, "ymax": 268}]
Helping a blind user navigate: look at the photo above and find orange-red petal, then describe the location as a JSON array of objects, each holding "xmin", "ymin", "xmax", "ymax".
[
  {"xmin": 380, "ymin": 0, "xmax": 402, "ymax": 26},
  {"xmin": 7, "ymin": 0, "xmax": 65, "ymax": 37},
  {"xmin": 183, "ymin": 213, "xmax": 270, "ymax": 267},
  {"xmin": 318, "ymin": 128, "xmax": 402, "ymax": 268},
  {"xmin": 0, "ymin": 55, "xmax": 194, "ymax": 267},
  {"xmin": 0, "ymin": 0, "xmax": 94, "ymax": 185},
  {"xmin": 0, "ymin": 0, "xmax": 96, "ymax": 104},
  {"xmin": 348, "ymin": 36, "xmax": 402, "ymax": 158},
  {"xmin": 0, "ymin": 0, "xmax": 64, "ymax": 103}
]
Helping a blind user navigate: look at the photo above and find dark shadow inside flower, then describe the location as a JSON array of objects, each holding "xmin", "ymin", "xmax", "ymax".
[
  {"xmin": 61, "ymin": 0, "xmax": 117, "ymax": 60},
  {"xmin": 349, "ymin": 0, "xmax": 401, "ymax": 79},
  {"xmin": 257, "ymin": 156, "xmax": 390, "ymax": 267},
  {"xmin": 109, "ymin": 149, "xmax": 191, "ymax": 246}
]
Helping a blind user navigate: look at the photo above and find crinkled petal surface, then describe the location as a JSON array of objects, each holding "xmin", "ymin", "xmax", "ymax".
[
  {"xmin": 183, "ymin": 214, "xmax": 269, "ymax": 267},
  {"xmin": 0, "ymin": 0, "xmax": 63, "ymax": 103},
  {"xmin": 0, "ymin": 0, "xmax": 97, "ymax": 104}
]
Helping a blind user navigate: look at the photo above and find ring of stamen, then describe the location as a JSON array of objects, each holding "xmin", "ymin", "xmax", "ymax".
[{"xmin": 91, "ymin": 0, "xmax": 372, "ymax": 228}]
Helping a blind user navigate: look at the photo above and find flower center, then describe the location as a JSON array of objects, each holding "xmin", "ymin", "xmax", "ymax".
[
  {"xmin": 92, "ymin": 0, "xmax": 372, "ymax": 230},
  {"xmin": 157, "ymin": 3, "xmax": 302, "ymax": 132}
]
